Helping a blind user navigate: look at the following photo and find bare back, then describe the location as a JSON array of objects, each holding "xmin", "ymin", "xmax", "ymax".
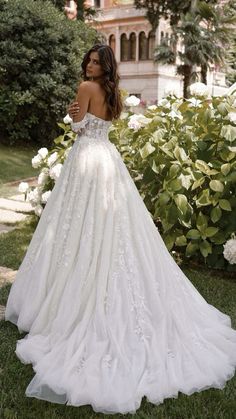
[{"xmin": 87, "ymin": 82, "xmax": 111, "ymax": 121}]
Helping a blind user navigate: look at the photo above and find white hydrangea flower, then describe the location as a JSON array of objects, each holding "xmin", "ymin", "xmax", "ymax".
[
  {"xmin": 228, "ymin": 112, "xmax": 236, "ymax": 123},
  {"xmin": 38, "ymin": 147, "xmax": 48, "ymax": 159},
  {"xmin": 38, "ymin": 171, "xmax": 49, "ymax": 186},
  {"xmin": 63, "ymin": 114, "xmax": 73, "ymax": 124},
  {"xmin": 27, "ymin": 187, "xmax": 42, "ymax": 207},
  {"xmin": 188, "ymin": 97, "xmax": 202, "ymax": 107},
  {"xmin": 164, "ymin": 85, "xmax": 178, "ymax": 97},
  {"xmin": 128, "ymin": 114, "xmax": 152, "ymax": 131},
  {"xmin": 124, "ymin": 95, "xmax": 141, "ymax": 107},
  {"xmin": 47, "ymin": 151, "xmax": 58, "ymax": 167},
  {"xmin": 18, "ymin": 182, "xmax": 29, "ymax": 193},
  {"xmin": 49, "ymin": 163, "xmax": 63, "ymax": 180},
  {"xmin": 223, "ymin": 235, "xmax": 236, "ymax": 264},
  {"xmin": 32, "ymin": 155, "xmax": 42, "ymax": 168},
  {"xmin": 169, "ymin": 110, "xmax": 183, "ymax": 120},
  {"xmin": 120, "ymin": 112, "xmax": 129, "ymax": 120},
  {"xmin": 34, "ymin": 204, "xmax": 43, "ymax": 217},
  {"xmin": 189, "ymin": 82, "xmax": 210, "ymax": 98},
  {"xmin": 147, "ymin": 105, "xmax": 157, "ymax": 110},
  {"xmin": 158, "ymin": 98, "xmax": 171, "ymax": 108},
  {"xmin": 41, "ymin": 190, "xmax": 52, "ymax": 204}
]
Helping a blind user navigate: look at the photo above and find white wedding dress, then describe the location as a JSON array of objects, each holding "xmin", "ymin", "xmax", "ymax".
[{"xmin": 5, "ymin": 112, "xmax": 236, "ymax": 414}]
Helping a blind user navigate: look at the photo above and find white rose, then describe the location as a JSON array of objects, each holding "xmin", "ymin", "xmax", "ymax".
[
  {"xmin": 18, "ymin": 182, "xmax": 29, "ymax": 193},
  {"xmin": 32, "ymin": 155, "xmax": 42, "ymax": 168},
  {"xmin": 38, "ymin": 171, "xmax": 49, "ymax": 186},
  {"xmin": 49, "ymin": 163, "xmax": 63, "ymax": 180},
  {"xmin": 38, "ymin": 147, "xmax": 48, "ymax": 159},
  {"xmin": 189, "ymin": 82, "xmax": 210, "ymax": 98},
  {"xmin": 223, "ymin": 236, "xmax": 236, "ymax": 264},
  {"xmin": 34, "ymin": 204, "xmax": 43, "ymax": 217},
  {"xmin": 228, "ymin": 112, "xmax": 236, "ymax": 123},
  {"xmin": 63, "ymin": 114, "xmax": 73, "ymax": 124},
  {"xmin": 47, "ymin": 151, "xmax": 58, "ymax": 167},
  {"xmin": 124, "ymin": 95, "xmax": 141, "ymax": 107},
  {"xmin": 41, "ymin": 190, "xmax": 52, "ymax": 203}
]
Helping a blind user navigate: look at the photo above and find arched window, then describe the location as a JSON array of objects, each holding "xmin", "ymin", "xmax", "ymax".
[
  {"xmin": 148, "ymin": 30, "xmax": 155, "ymax": 59},
  {"xmin": 139, "ymin": 32, "xmax": 148, "ymax": 60},
  {"xmin": 109, "ymin": 34, "xmax": 116, "ymax": 54},
  {"xmin": 129, "ymin": 32, "xmax": 136, "ymax": 61},
  {"xmin": 121, "ymin": 34, "xmax": 129, "ymax": 61}
]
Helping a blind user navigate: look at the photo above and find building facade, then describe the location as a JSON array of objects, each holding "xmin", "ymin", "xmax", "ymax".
[{"xmin": 87, "ymin": 0, "xmax": 227, "ymax": 102}]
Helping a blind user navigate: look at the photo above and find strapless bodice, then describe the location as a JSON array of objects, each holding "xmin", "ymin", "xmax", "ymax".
[{"xmin": 71, "ymin": 112, "xmax": 112, "ymax": 142}]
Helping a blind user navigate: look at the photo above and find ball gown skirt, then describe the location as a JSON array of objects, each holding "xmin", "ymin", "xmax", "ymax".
[{"xmin": 5, "ymin": 113, "xmax": 236, "ymax": 414}]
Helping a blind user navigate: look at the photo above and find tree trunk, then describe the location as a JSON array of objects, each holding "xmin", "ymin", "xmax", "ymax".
[
  {"xmin": 183, "ymin": 65, "xmax": 192, "ymax": 99},
  {"xmin": 201, "ymin": 64, "xmax": 207, "ymax": 84}
]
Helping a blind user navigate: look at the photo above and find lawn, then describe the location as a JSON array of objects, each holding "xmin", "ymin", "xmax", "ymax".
[
  {"xmin": 0, "ymin": 218, "xmax": 236, "ymax": 419},
  {"xmin": 0, "ymin": 144, "xmax": 41, "ymax": 198}
]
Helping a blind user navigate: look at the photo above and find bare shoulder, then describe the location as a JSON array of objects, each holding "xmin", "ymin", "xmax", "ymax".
[{"xmin": 77, "ymin": 81, "xmax": 99, "ymax": 93}]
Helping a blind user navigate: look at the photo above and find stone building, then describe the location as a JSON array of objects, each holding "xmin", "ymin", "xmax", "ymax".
[{"xmin": 86, "ymin": 0, "xmax": 228, "ymax": 102}]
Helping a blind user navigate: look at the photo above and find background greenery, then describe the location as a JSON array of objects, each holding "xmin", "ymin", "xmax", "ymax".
[{"xmin": 0, "ymin": 0, "xmax": 97, "ymax": 147}]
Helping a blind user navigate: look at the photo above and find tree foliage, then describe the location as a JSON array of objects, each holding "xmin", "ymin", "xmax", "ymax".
[
  {"xmin": 134, "ymin": 0, "xmax": 218, "ymax": 29},
  {"xmin": 0, "ymin": 0, "xmax": 97, "ymax": 146}
]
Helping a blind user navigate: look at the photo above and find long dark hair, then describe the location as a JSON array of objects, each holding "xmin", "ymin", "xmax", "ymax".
[{"xmin": 81, "ymin": 44, "xmax": 123, "ymax": 120}]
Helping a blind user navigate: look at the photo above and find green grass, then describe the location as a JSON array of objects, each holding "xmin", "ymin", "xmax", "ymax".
[
  {"xmin": 0, "ymin": 143, "xmax": 41, "ymax": 198},
  {"xmin": 0, "ymin": 220, "xmax": 236, "ymax": 419}
]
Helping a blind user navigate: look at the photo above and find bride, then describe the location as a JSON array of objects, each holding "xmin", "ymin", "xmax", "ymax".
[{"xmin": 5, "ymin": 44, "xmax": 236, "ymax": 415}]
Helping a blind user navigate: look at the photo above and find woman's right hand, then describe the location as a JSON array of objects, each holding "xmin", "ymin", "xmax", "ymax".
[{"xmin": 68, "ymin": 101, "xmax": 80, "ymax": 122}]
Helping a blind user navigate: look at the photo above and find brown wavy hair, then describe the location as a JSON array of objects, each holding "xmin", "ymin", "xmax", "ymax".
[{"xmin": 81, "ymin": 44, "xmax": 123, "ymax": 120}]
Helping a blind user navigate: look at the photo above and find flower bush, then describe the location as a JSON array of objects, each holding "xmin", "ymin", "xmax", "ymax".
[{"xmin": 20, "ymin": 86, "xmax": 236, "ymax": 270}]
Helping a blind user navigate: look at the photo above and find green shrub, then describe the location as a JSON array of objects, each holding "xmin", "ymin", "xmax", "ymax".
[
  {"xmin": 0, "ymin": 0, "xmax": 97, "ymax": 146},
  {"xmin": 109, "ymin": 93, "xmax": 236, "ymax": 270}
]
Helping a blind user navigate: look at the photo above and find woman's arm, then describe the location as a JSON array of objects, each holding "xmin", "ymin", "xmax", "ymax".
[{"xmin": 71, "ymin": 81, "xmax": 92, "ymax": 122}]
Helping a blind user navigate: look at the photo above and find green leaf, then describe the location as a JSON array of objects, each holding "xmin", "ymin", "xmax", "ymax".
[
  {"xmin": 210, "ymin": 207, "xmax": 222, "ymax": 223},
  {"xmin": 195, "ymin": 160, "xmax": 211, "ymax": 174},
  {"xmin": 163, "ymin": 233, "xmax": 175, "ymax": 250},
  {"xmin": 220, "ymin": 125, "xmax": 236, "ymax": 143},
  {"xmin": 209, "ymin": 180, "xmax": 224, "ymax": 193},
  {"xmin": 158, "ymin": 192, "xmax": 170, "ymax": 205},
  {"xmin": 186, "ymin": 229, "xmax": 201, "ymax": 240},
  {"xmin": 204, "ymin": 227, "xmax": 219, "ymax": 238},
  {"xmin": 151, "ymin": 159, "xmax": 159, "ymax": 174},
  {"xmin": 169, "ymin": 164, "xmax": 181, "ymax": 178},
  {"xmin": 169, "ymin": 179, "xmax": 182, "ymax": 191},
  {"xmin": 191, "ymin": 177, "xmax": 205, "ymax": 190},
  {"xmin": 174, "ymin": 194, "xmax": 188, "ymax": 215},
  {"xmin": 175, "ymin": 235, "xmax": 187, "ymax": 246},
  {"xmin": 221, "ymin": 163, "xmax": 231, "ymax": 176},
  {"xmin": 196, "ymin": 212, "xmax": 208, "ymax": 232},
  {"xmin": 219, "ymin": 199, "xmax": 232, "ymax": 211},
  {"xmin": 196, "ymin": 189, "xmax": 212, "ymax": 207},
  {"xmin": 174, "ymin": 146, "xmax": 188, "ymax": 162},
  {"xmin": 199, "ymin": 240, "xmax": 212, "ymax": 257},
  {"xmin": 140, "ymin": 142, "xmax": 155, "ymax": 159},
  {"xmin": 186, "ymin": 242, "xmax": 199, "ymax": 256}
]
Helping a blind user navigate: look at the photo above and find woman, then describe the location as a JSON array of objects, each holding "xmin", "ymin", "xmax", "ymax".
[{"xmin": 5, "ymin": 44, "xmax": 236, "ymax": 415}]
